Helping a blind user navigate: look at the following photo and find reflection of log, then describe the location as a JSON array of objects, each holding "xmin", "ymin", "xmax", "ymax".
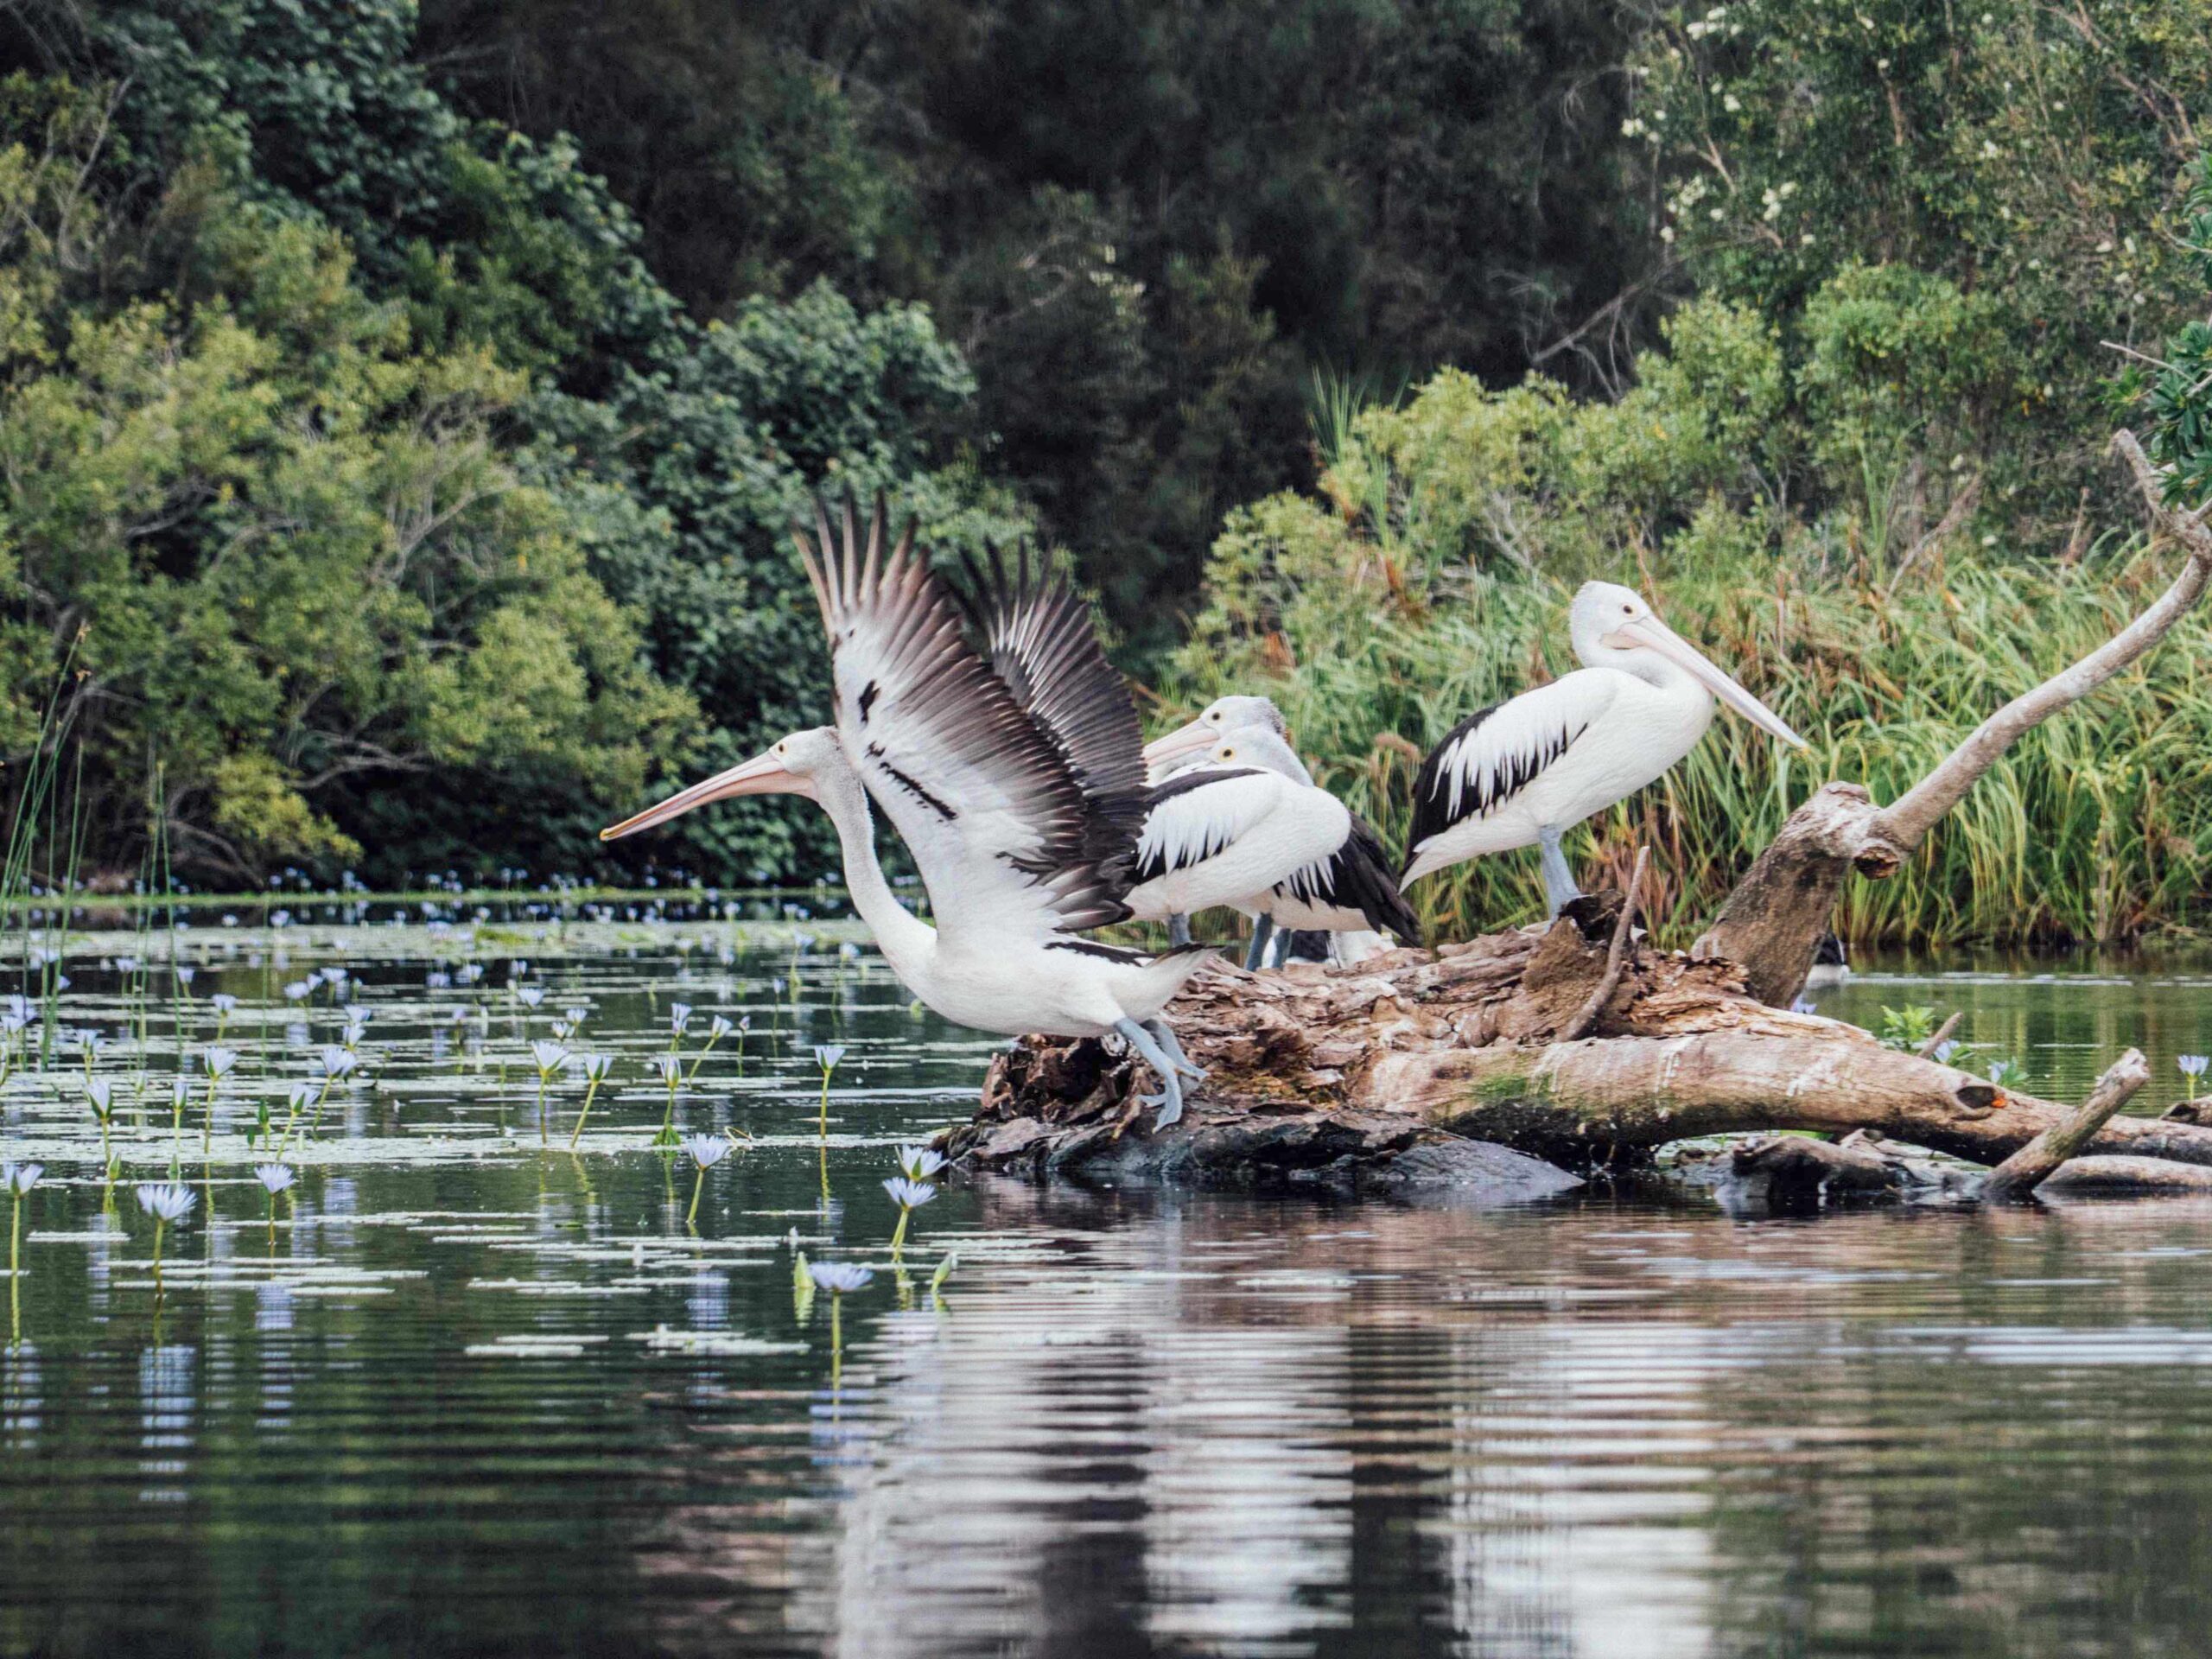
[{"xmin": 949, "ymin": 429, "xmax": 2212, "ymax": 1194}]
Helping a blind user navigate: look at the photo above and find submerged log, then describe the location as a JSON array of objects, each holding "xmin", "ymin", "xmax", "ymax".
[{"xmin": 947, "ymin": 429, "xmax": 2212, "ymax": 1197}]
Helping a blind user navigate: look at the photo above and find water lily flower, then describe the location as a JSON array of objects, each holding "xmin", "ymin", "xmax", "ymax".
[
  {"xmin": 896, "ymin": 1145, "xmax": 947, "ymax": 1182},
  {"xmin": 2183, "ymin": 1054, "xmax": 2209, "ymax": 1100},
  {"xmin": 517, "ymin": 987, "xmax": 545, "ymax": 1008},
  {"xmin": 5, "ymin": 1161, "xmax": 40, "ymax": 1289},
  {"xmin": 882, "ymin": 1175, "xmax": 938, "ymax": 1260},
  {"xmin": 806, "ymin": 1261, "xmax": 873, "ymax": 1294},
  {"xmin": 1932, "ymin": 1040, "xmax": 1959, "ymax": 1065},
  {"xmin": 137, "ymin": 1180, "xmax": 196, "ymax": 1222},
  {"xmin": 682, "ymin": 1132, "xmax": 734, "ymax": 1226},
  {"xmin": 255, "ymin": 1164, "xmax": 296, "ymax": 1194},
  {"xmin": 670, "ymin": 1002, "xmax": 694, "ymax": 1035},
  {"xmin": 566, "ymin": 1053, "xmax": 616, "ymax": 1148},
  {"xmin": 530, "ymin": 1039, "xmax": 570, "ymax": 1074},
  {"xmin": 203, "ymin": 1046, "xmax": 239, "ymax": 1080}
]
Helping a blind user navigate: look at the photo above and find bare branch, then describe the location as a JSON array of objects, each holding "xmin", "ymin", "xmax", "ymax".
[
  {"xmin": 1982, "ymin": 1049, "xmax": 2148, "ymax": 1202},
  {"xmin": 1914, "ymin": 1011, "xmax": 1964, "ymax": 1060},
  {"xmin": 1560, "ymin": 846, "xmax": 1649, "ymax": 1042},
  {"xmin": 1871, "ymin": 431, "xmax": 2212, "ymax": 852}
]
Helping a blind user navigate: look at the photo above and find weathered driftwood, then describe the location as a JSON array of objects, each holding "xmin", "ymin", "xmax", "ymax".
[
  {"xmin": 947, "ymin": 430, "xmax": 2212, "ymax": 1196},
  {"xmin": 949, "ymin": 911, "xmax": 2212, "ymax": 1185},
  {"xmin": 1982, "ymin": 1050, "xmax": 2149, "ymax": 1202}
]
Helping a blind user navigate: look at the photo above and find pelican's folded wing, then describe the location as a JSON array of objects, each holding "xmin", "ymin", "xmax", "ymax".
[{"xmin": 1406, "ymin": 674, "xmax": 1616, "ymax": 856}]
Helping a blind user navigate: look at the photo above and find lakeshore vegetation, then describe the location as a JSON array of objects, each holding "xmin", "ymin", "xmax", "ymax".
[{"xmin": 3, "ymin": 0, "xmax": 2212, "ymax": 946}]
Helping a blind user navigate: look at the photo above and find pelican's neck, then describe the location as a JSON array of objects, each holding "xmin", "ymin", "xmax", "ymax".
[{"xmin": 813, "ymin": 763, "xmax": 936, "ymax": 985}]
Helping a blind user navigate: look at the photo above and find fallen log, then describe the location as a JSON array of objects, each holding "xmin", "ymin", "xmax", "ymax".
[{"xmin": 947, "ymin": 429, "xmax": 2212, "ymax": 1193}]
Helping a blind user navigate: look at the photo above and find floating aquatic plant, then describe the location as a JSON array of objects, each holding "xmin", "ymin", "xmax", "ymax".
[
  {"xmin": 566, "ymin": 1052, "xmax": 614, "ymax": 1148},
  {"xmin": 682, "ymin": 1133, "xmax": 732, "ymax": 1227},
  {"xmin": 881, "ymin": 1175, "xmax": 937, "ymax": 1262},
  {"xmin": 2183, "ymin": 1055, "xmax": 2209, "ymax": 1101},
  {"xmin": 136, "ymin": 1180, "xmax": 196, "ymax": 1294}
]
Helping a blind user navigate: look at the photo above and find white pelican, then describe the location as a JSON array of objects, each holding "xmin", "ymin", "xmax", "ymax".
[
  {"xmin": 1400, "ymin": 582, "xmax": 1806, "ymax": 912},
  {"xmin": 1140, "ymin": 695, "xmax": 1309, "ymax": 954},
  {"xmin": 1122, "ymin": 728, "xmax": 1421, "ymax": 968},
  {"xmin": 1142, "ymin": 695, "xmax": 1302, "ymax": 783},
  {"xmin": 601, "ymin": 505, "xmax": 1215, "ymax": 1126}
]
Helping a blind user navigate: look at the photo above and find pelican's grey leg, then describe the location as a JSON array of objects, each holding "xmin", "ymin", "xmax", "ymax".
[
  {"xmin": 1266, "ymin": 929, "xmax": 1292, "ymax": 969},
  {"xmin": 1243, "ymin": 913, "xmax": 1276, "ymax": 971},
  {"xmin": 1537, "ymin": 826, "xmax": 1582, "ymax": 917},
  {"xmin": 1114, "ymin": 1017, "xmax": 1187, "ymax": 1127},
  {"xmin": 1144, "ymin": 1017, "xmax": 1205, "ymax": 1081},
  {"xmin": 1167, "ymin": 913, "xmax": 1192, "ymax": 948}
]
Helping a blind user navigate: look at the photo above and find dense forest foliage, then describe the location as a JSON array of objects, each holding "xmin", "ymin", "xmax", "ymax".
[{"xmin": 3, "ymin": 0, "xmax": 2210, "ymax": 941}]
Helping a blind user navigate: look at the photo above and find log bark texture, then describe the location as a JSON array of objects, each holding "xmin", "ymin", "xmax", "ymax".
[{"xmin": 948, "ymin": 909, "xmax": 2212, "ymax": 1185}]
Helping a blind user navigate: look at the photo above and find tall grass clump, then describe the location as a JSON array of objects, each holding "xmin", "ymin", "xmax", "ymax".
[{"xmin": 1159, "ymin": 300, "xmax": 2212, "ymax": 950}]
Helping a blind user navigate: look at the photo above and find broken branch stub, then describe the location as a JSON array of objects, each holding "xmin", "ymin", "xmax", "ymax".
[{"xmin": 1981, "ymin": 1049, "xmax": 2150, "ymax": 1202}]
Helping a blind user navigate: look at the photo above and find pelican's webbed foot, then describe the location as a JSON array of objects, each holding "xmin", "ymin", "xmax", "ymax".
[
  {"xmin": 1115, "ymin": 1017, "xmax": 1190, "ymax": 1128},
  {"xmin": 1144, "ymin": 1017, "xmax": 1205, "ymax": 1082}
]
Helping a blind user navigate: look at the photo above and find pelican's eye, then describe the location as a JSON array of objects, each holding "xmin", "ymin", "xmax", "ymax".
[
  {"xmin": 1623, "ymin": 603, "xmax": 1635, "ymax": 614},
  {"xmin": 1222, "ymin": 747, "xmax": 1236, "ymax": 760},
  {"xmin": 1207, "ymin": 710, "xmax": 1221, "ymax": 722}
]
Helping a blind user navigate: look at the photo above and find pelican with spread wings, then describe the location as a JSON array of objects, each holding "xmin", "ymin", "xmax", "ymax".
[{"xmin": 600, "ymin": 504, "xmax": 1215, "ymax": 1125}]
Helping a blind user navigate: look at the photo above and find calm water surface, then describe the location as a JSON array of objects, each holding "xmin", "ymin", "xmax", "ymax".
[{"xmin": 4, "ymin": 912, "xmax": 2212, "ymax": 1659}]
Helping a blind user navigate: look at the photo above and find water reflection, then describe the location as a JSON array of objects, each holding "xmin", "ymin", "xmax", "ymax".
[{"xmin": 3, "ymin": 925, "xmax": 2212, "ymax": 1657}]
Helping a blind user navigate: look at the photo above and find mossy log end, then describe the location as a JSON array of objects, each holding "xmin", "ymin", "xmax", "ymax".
[{"xmin": 947, "ymin": 897, "xmax": 2212, "ymax": 1188}]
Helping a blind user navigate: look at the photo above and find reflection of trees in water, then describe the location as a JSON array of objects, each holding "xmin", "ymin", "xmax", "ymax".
[
  {"xmin": 1695, "ymin": 1206, "xmax": 2212, "ymax": 1657},
  {"xmin": 764, "ymin": 1189, "xmax": 2212, "ymax": 1657}
]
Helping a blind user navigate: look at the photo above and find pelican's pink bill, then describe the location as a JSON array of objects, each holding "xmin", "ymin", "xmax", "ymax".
[
  {"xmin": 1605, "ymin": 614, "xmax": 1807, "ymax": 748},
  {"xmin": 1141, "ymin": 719, "xmax": 1220, "ymax": 769},
  {"xmin": 599, "ymin": 751, "xmax": 809, "ymax": 841}
]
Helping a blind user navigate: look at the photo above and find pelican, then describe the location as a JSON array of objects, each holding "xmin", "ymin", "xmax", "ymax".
[
  {"xmin": 1140, "ymin": 695, "xmax": 1307, "ymax": 953},
  {"xmin": 601, "ymin": 506, "xmax": 1216, "ymax": 1126},
  {"xmin": 1143, "ymin": 695, "xmax": 1299, "ymax": 782},
  {"xmin": 1122, "ymin": 727, "xmax": 1421, "ymax": 968},
  {"xmin": 1400, "ymin": 582, "xmax": 1806, "ymax": 912}
]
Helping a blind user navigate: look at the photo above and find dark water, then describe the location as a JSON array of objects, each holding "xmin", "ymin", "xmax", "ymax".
[{"xmin": 4, "ymin": 920, "xmax": 2212, "ymax": 1659}]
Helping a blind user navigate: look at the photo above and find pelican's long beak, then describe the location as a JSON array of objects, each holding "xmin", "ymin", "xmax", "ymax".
[
  {"xmin": 1605, "ymin": 614, "xmax": 1808, "ymax": 747},
  {"xmin": 600, "ymin": 750, "xmax": 809, "ymax": 842},
  {"xmin": 1141, "ymin": 719, "xmax": 1217, "ymax": 772}
]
